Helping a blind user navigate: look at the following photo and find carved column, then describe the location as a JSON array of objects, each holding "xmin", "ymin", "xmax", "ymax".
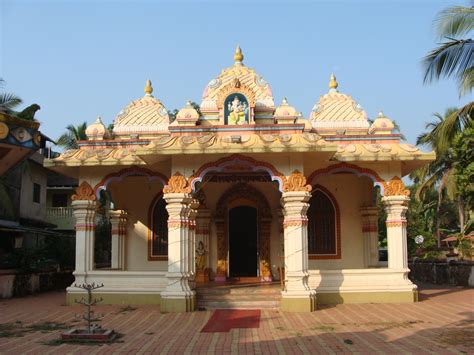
[
  {"xmin": 215, "ymin": 218, "xmax": 227, "ymax": 282},
  {"xmin": 188, "ymin": 199, "xmax": 199, "ymax": 279},
  {"xmin": 259, "ymin": 218, "xmax": 272, "ymax": 281},
  {"xmin": 281, "ymin": 171, "xmax": 316, "ymax": 312},
  {"xmin": 71, "ymin": 182, "xmax": 97, "ymax": 285},
  {"xmin": 161, "ymin": 173, "xmax": 195, "ymax": 313},
  {"xmin": 195, "ymin": 207, "xmax": 211, "ymax": 283},
  {"xmin": 382, "ymin": 177, "xmax": 411, "ymax": 271},
  {"xmin": 110, "ymin": 210, "xmax": 128, "ymax": 270},
  {"xmin": 360, "ymin": 206, "xmax": 379, "ymax": 267}
]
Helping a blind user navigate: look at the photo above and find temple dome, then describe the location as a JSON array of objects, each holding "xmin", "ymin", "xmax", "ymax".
[
  {"xmin": 173, "ymin": 101, "xmax": 200, "ymax": 126},
  {"xmin": 85, "ymin": 116, "xmax": 109, "ymax": 140},
  {"xmin": 309, "ymin": 74, "xmax": 369, "ymax": 132},
  {"xmin": 274, "ymin": 98, "xmax": 299, "ymax": 124},
  {"xmin": 200, "ymin": 46, "xmax": 275, "ymax": 112},
  {"xmin": 113, "ymin": 80, "xmax": 169, "ymax": 136},
  {"xmin": 369, "ymin": 111, "xmax": 395, "ymax": 134}
]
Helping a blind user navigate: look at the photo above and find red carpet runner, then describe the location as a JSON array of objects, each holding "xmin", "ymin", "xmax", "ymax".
[{"xmin": 201, "ymin": 309, "xmax": 261, "ymax": 333}]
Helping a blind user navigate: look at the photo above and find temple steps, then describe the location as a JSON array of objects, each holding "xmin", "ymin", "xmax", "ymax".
[{"xmin": 196, "ymin": 282, "xmax": 282, "ymax": 310}]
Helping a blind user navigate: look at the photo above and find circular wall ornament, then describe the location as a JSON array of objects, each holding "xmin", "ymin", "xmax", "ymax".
[
  {"xmin": 415, "ymin": 235, "xmax": 424, "ymax": 245},
  {"xmin": 0, "ymin": 122, "xmax": 9, "ymax": 139}
]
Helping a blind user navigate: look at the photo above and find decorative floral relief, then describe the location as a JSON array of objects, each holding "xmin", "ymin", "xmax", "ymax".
[
  {"xmin": 71, "ymin": 181, "xmax": 96, "ymax": 201},
  {"xmin": 163, "ymin": 172, "xmax": 192, "ymax": 194},
  {"xmin": 283, "ymin": 170, "xmax": 312, "ymax": 192},
  {"xmin": 383, "ymin": 176, "xmax": 410, "ymax": 196}
]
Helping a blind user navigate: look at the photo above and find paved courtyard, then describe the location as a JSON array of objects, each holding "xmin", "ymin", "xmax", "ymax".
[{"xmin": 0, "ymin": 284, "xmax": 472, "ymax": 354}]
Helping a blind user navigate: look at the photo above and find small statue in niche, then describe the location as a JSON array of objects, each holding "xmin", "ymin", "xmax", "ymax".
[
  {"xmin": 227, "ymin": 95, "xmax": 248, "ymax": 125},
  {"xmin": 196, "ymin": 241, "xmax": 207, "ymax": 272},
  {"xmin": 195, "ymin": 241, "xmax": 210, "ymax": 283}
]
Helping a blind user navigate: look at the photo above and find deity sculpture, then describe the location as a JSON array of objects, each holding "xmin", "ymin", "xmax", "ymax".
[
  {"xmin": 227, "ymin": 96, "xmax": 247, "ymax": 125},
  {"xmin": 196, "ymin": 240, "xmax": 207, "ymax": 272},
  {"xmin": 195, "ymin": 240, "xmax": 210, "ymax": 283}
]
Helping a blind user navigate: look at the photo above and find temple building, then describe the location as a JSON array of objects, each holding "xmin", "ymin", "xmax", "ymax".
[{"xmin": 46, "ymin": 47, "xmax": 435, "ymax": 312}]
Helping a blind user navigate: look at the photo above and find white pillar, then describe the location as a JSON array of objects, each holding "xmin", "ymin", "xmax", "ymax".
[
  {"xmin": 360, "ymin": 206, "xmax": 379, "ymax": 267},
  {"xmin": 160, "ymin": 172, "xmax": 195, "ymax": 312},
  {"xmin": 110, "ymin": 210, "xmax": 127, "ymax": 270},
  {"xmin": 70, "ymin": 182, "xmax": 97, "ymax": 285},
  {"xmin": 383, "ymin": 195, "xmax": 410, "ymax": 270},
  {"xmin": 280, "ymin": 170, "xmax": 316, "ymax": 312}
]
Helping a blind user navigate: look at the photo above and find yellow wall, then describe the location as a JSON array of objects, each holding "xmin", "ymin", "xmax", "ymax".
[
  {"xmin": 108, "ymin": 175, "xmax": 167, "ymax": 271},
  {"xmin": 309, "ymin": 174, "xmax": 373, "ymax": 270}
]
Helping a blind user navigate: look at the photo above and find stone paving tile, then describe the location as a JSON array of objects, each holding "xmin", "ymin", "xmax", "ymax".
[{"xmin": 0, "ymin": 285, "xmax": 472, "ymax": 354}]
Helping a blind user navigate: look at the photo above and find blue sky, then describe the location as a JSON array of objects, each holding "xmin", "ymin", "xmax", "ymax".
[{"xmin": 1, "ymin": 0, "xmax": 471, "ymax": 145}]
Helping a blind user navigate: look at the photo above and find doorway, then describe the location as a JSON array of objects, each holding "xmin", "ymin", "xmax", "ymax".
[{"xmin": 228, "ymin": 206, "xmax": 258, "ymax": 277}]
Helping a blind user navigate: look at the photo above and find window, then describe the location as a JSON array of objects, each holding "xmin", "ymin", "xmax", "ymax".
[
  {"xmin": 307, "ymin": 187, "xmax": 340, "ymax": 259},
  {"xmin": 33, "ymin": 183, "xmax": 41, "ymax": 203},
  {"xmin": 149, "ymin": 196, "xmax": 168, "ymax": 259},
  {"xmin": 52, "ymin": 193, "xmax": 68, "ymax": 207}
]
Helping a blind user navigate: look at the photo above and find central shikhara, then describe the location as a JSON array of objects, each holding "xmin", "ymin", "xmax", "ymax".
[{"xmin": 46, "ymin": 46, "xmax": 435, "ymax": 312}]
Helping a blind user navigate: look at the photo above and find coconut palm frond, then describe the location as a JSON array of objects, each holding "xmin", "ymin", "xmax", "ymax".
[
  {"xmin": 57, "ymin": 122, "xmax": 88, "ymax": 150},
  {"xmin": 459, "ymin": 66, "xmax": 474, "ymax": 96},
  {"xmin": 391, "ymin": 120, "xmax": 406, "ymax": 140},
  {"xmin": 435, "ymin": 108, "xmax": 469, "ymax": 152},
  {"xmin": 423, "ymin": 39, "xmax": 474, "ymax": 89},
  {"xmin": 458, "ymin": 101, "xmax": 474, "ymax": 121},
  {"xmin": 0, "ymin": 93, "xmax": 23, "ymax": 111},
  {"xmin": 415, "ymin": 170, "xmax": 440, "ymax": 201},
  {"xmin": 435, "ymin": 5, "xmax": 474, "ymax": 39}
]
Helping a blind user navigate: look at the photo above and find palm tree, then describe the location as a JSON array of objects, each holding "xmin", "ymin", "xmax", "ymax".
[
  {"xmin": 423, "ymin": 5, "xmax": 474, "ymax": 96},
  {"xmin": 0, "ymin": 78, "xmax": 22, "ymax": 112},
  {"xmin": 57, "ymin": 122, "xmax": 87, "ymax": 150},
  {"xmin": 413, "ymin": 108, "xmax": 467, "ymax": 246},
  {"xmin": 423, "ymin": 5, "xmax": 474, "ymax": 151}
]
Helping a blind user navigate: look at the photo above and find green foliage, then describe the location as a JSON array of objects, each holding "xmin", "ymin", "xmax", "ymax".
[
  {"xmin": 0, "ymin": 78, "xmax": 22, "ymax": 112},
  {"xmin": 423, "ymin": 5, "xmax": 474, "ymax": 96},
  {"xmin": 452, "ymin": 126, "xmax": 474, "ymax": 213},
  {"xmin": 456, "ymin": 233, "xmax": 473, "ymax": 260},
  {"xmin": 57, "ymin": 122, "xmax": 88, "ymax": 150},
  {"xmin": 0, "ymin": 235, "xmax": 74, "ymax": 272}
]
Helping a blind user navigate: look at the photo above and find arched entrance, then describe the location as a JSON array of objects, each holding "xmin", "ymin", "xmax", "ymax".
[{"xmin": 215, "ymin": 183, "xmax": 272, "ymax": 281}]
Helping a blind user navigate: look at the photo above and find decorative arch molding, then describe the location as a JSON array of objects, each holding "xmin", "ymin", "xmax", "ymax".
[
  {"xmin": 189, "ymin": 154, "xmax": 286, "ymax": 193},
  {"xmin": 214, "ymin": 183, "xmax": 273, "ymax": 281},
  {"xmin": 308, "ymin": 184, "xmax": 341, "ymax": 260},
  {"xmin": 307, "ymin": 162, "xmax": 386, "ymax": 194},
  {"xmin": 217, "ymin": 80, "xmax": 256, "ymax": 109},
  {"xmin": 94, "ymin": 166, "xmax": 168, "ymax": 198},
  {"xmin": 215, "ymin": 183, "xmax": 272, "ymax": 219}
]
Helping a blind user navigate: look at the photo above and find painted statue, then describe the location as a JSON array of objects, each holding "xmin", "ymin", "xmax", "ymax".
[
  {"xmin": 196, "ymin": 241, "xmax": 207, "ymax": 272},
  {"xmin": 227, "ymin": 96, "xmax": 247, "ymax": 125}
]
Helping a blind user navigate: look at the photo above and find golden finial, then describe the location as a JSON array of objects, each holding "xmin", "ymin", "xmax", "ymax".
[
  {"xmin": 144, "ymin": 79, "xmax": 153, "ymax": 95},
  {"xmin": 329, "ymin": 73, "xmax": 338, "ymax": 91},
  {"xmin": 234, "ymin": 45, "xmax": 244, "ymax": 64}
]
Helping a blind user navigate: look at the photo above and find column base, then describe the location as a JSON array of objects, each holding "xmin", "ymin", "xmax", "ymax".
[
  {"xmin": 281, "ymin": 294, "xmax": 317, "ymax": 312},
  {"xmin": 160, "ymin": 295, "xmax": 196, "ymax": 313}
]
